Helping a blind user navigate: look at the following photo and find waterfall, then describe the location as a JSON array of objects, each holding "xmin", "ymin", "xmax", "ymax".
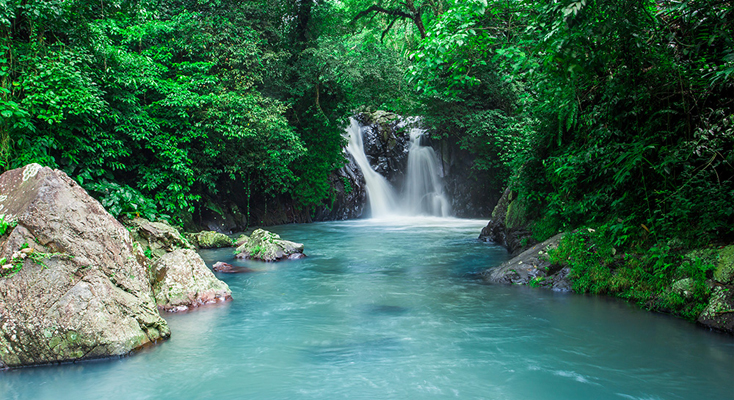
[
  {"xmin": 345, "ymin": 118, "xmax": 450, "ymax": 218},
  {"xmin": 345, "ymin": 119, "xmax": 398, "ymax": 217},
  {"xmin": 402, "ymin": 127, "xmax": 451, "ymax": 217}
]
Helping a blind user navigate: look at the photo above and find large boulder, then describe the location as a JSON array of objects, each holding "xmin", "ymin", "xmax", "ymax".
[
  {"xmin": 188, "ymin": 231, "xmax": 233, "ymax": 249},
  {"xmin": 0, "ymin": 164, "xmax": 170, "ymax": 368},
  {"xmin": 482, "ymin": 233, "xmax": 570, "ymax": 291},
  {"xmin": 235, "ymin": 229, "xmax": 304, "ymax": 262},
  {"xmin": 123, "ymin": 217, "xmax": 193, "ymax": 259},
  {"xmin": 150, "ymin": 249, "xmax": 232, "ymax": 312}
]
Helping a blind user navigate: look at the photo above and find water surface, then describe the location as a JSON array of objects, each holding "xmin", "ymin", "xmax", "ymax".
[{"xmin": 2, "ymin": 218, "xmax": 734, "ymax": 399}]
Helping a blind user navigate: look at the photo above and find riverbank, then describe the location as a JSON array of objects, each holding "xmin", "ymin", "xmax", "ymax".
[{"xmin": 480, "ymin": 189, "xmax": 734, "ymax": 335}]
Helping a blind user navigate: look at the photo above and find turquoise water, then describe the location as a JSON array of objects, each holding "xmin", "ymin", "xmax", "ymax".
[{"xmin": 2, "ymin": 217, "xmax": 734, "ymax": 399}]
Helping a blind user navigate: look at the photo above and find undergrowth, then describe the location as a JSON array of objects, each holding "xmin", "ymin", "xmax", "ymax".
[{"xmin": 547, "ymin": 224, "xmax": 717, "ymax": 321}]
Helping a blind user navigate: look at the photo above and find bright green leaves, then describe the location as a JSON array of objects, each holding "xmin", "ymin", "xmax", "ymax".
[
  {"xmin": 17, "ymin": 50, "xmax": 106, "ymax": 126},
  {"xmin": 408, "ymin": 2, "xmax": 491, "ymax": 98}
]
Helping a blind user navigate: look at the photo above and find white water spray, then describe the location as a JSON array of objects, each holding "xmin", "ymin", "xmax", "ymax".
[
  {"xmin": 402, "ymin": 127, "xmax": 451, "ymax": 217},
  {"xmin": 345, "ymin": 118, "xmax": 450, "ymax": 218},
  {"xmin": 345, "ymin": 119, "xmax": 398, "ymax": 217}
]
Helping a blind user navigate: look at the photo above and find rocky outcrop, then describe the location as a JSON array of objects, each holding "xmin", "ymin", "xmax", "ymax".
[
  {"xmin": 355, "ymin": 111, "xmax": 411, "ymax": 186},
  {"xmin": 123, "ymin": 217, "xmax": 193, "ymax": 259},
  {"xmin": 150, "ymin": 249, "xmax": 232, "ymax": 312},
  {"xmin": 698, "ymin": 285, "xmax": 734, "ymax": 334},
  {"xmin": 482, "ymin": 233, "xmax": 570, "ymax": 291},
  {"xmin": 433, "ymin": 136, "xmax": 501, "ymax": 218},
  {"xmin": 235, "ymin": 229, "xmax": 304, "ymax": 262},
  {"xmin": 188, "ymin": 231, "xmax": 233, "ymax": 249},
  {"xmin": 479, "ymin": 188, "xmax": 536, "ymax": 255},
  {"xmin": 0, "ymin": 164, "xmax": 170, "ymax": 368}
]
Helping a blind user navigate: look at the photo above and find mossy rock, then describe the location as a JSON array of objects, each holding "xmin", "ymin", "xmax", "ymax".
[
  {"xmin": 234, "ymin": 234, "xmax": 249, "ymax": 247},
  {"xmin": 235, "ymin": 229, "xmax": 304, "ymax": 262},
  {"xmin": 123, "ymin": 217, "xmax": 193, "ymax": 260},
  {"xmin": 505, "ymin": 194, "xmax": 530, "ymax": 230},
  {"xmin": 671, "ymin": 278, "xmax": 696, "ymax": 299},
  {"xmin": 698, "ymin": 285, "xmax": 734, "ymax": 334},
  {"xmin": 192, "ymin": 231, "xmax": 233, "ymax": 249},
  {"xmin": 713, "ymin": 245, "xmax": 734, "ymax": 285}
]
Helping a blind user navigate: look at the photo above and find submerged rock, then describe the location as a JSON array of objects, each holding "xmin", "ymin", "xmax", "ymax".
[
  {"xmin": 123, "ymin": 217, "xmax": 193, "ymax": 259},
  {"xmin": 0, "ymin": 164, "xmax": 170, "ymax": 368},
  {"xmin": 212, "ymin": 261, "xmax": 256, "ymax": 274},
  {"xmin": 482, "ymin": 233, "xmax": 569, "ymax": 291},
  {"xmin": 189, "ymin": 231, "xmax": 233, "ymax": 249},
  {"xmin": 235, "ymin": 229, "xmax": 304, "ymax": 262},
  {"xmin": 151, "ymin": 249, "xmax": 231, "ymax": 312}
]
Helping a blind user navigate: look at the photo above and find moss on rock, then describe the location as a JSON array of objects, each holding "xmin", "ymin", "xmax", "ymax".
[
  {"xmin": 714, "ymin": 245, "xmax": 734, "ymax": 284},
  {"xmin": 235, "ymin": 229, "xmax": 304, "ymax": 262},
  {"xmin": 192, "ymin": 231, "xmax": 233, "ymax": 248}
]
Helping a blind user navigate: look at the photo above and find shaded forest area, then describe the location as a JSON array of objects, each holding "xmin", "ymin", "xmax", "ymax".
[{"xmin": 1, "ymin": 1, "xmax": 732, "ymax": 252}]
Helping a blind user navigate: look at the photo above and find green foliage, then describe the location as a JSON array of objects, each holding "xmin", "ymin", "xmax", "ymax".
[
  {"xmin": 83, "ymin": 178, "xmax": 162, "ymax": 221},
  {"xmin": 0, "ymin": 213, "xmax": 16, "ymax": 236},
  {"xmin": 511, "ymin": 0, "xmax": 734, "ymax": 243},
  {"xmin": 548, "ymin": 225, "xmax": 716, "ymax": 320}
]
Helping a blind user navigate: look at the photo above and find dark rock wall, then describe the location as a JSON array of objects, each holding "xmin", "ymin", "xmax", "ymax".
[{"xmin": 432, "ymin": 136, "xmax": 501, "ymax": 219}]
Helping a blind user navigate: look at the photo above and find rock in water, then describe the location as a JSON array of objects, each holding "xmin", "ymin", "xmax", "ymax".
[
  {"xmin": 235, "ymin": 229, "xmax": 304, "ymax": 262},
  {"xmin": 212, "ymin": 262, "xmax": 256, "ymax": 274},
  {"xmin": 0, "ymin": 164, "xmax": 170, "ymax": 368},
  {"xmin": 151, "ymin": 249, "xmax": 232, "ymax": 312},
  {"xmin": 482, "ymin": 233, "xmax": 569, "ymax": 291},
  {"xmin": 189, "ymin": 231, "xmax": 233, "ymax": 249}
]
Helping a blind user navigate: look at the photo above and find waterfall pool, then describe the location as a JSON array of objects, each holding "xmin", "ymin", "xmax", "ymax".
[{"xmin": 2, "ymin": 218, "xmax": 734, "ymax": 399}]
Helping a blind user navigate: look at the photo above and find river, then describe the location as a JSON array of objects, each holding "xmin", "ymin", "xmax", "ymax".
[{"xmin": 2, "ymin": 217, "xmax": 734, "ymax": 399}]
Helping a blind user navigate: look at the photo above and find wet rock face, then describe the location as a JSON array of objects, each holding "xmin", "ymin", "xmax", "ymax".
[
  {"xmin": 481, "ymin": 233, "xmax": 569, "ymax": 291},
  {"xmin": 698, "ymin": 285, "xmax": 734, "ymax": 334},
  {"xmin": 235, "ymin": 229, "xmax": 304, "ymax": 262},
  {"xmin": 696, "ymin": 245, "xmax": 734, "ymax": 334},
  {"xmin": 151, "ymin": 249, "xmax": 232, "ymax": 312},
  {"xmin": 0, "ymin": 164, "xmax": 170, "ymax": 368},
  {"xmin": 355, "ymin": 111, "xmax": 411, "ymax": 186}
]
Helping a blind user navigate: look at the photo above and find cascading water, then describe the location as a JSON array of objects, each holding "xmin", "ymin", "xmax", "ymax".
[
  {"xmin": 345, "ymin": 119, "xmax": 398, "ymax": 217},
  {"xmin": 402, "ymin": 127, "xmax": 451, "ymax": 217},
  {"xmin": 345, "ymin": 117, "xmax": 450, "ymax": 218}
]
